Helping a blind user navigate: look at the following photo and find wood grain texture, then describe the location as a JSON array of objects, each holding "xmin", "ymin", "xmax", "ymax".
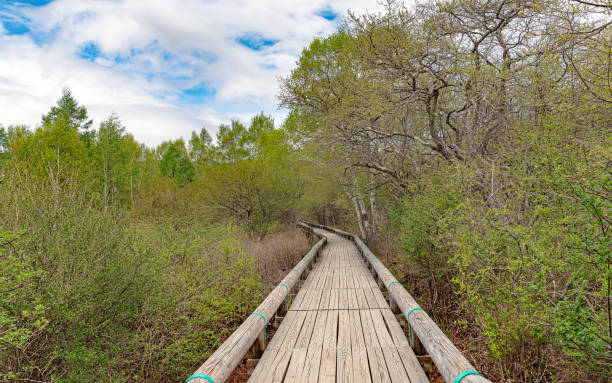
[
  {"xmin": 304, "ymin": 222, "xmax": 492, "ymax": 383},
  {"xmin": 190, "ymin": 224, "xmax": 433, "ymax": 383}
]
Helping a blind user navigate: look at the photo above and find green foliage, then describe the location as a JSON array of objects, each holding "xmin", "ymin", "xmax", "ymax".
[
  {"xmin": 193, "ymin": 114, "xmax": 303, "ymax": 238},
  {"xmin": 0, "ymin": 126, "xmax": 7, "ymax": 152},
  {"xmin": 42, "ymin": 87, "xmax": 92, "ymax": 132},
  {"xmin": 188, "ymin": 127, "xmax": 214, "ymax": 166},
  {"xmin": 0, "ymin": 168, "xmax": 262, "ymax": 382},
  {"xmin": 159, "ymin": 140, "xmax": 195, "ymax": 185},
  {"xmin": 0, "ymin": 88, "xmax": 291, "ymax": 383},
  {"xmin": 94, "ymin": 114, "xmax": 135, "ymax": 204},
  {"xmin": 392, "ymin": 117, "xmax": 611, "ymax": 377},
  {"xmin": 214, "ymin": 113, "xmax": 276, "ymax": 162}
]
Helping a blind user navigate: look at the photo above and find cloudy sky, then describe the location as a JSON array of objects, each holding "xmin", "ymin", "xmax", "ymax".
[{"xmin": 0, "ymin": 0, "xmax": 380, "ymax": 146}]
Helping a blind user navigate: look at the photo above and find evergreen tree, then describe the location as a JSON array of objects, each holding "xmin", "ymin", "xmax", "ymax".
[{"xmin": 42, "ymin": 87, "xmax": 92, "ymax": 132}]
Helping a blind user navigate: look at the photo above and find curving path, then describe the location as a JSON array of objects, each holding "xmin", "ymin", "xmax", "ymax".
[{"xmin": 248, "ymin": 231, "xmax": 429, "ymax": 383}]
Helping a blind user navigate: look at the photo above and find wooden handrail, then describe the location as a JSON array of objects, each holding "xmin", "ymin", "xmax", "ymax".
[
  {"xmin": 185, "ymin": 227, "xmax": 326, "ymax": 383},
  {"xmin": 301, "ymin": 222, "xmax": 492, "ymax": 383}
]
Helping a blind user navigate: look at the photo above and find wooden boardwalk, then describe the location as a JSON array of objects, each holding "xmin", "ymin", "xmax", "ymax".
[
  {"xmin": 248, "ymin": 232, "xmax": 429, "ymax": 383},
  {"xmin": 186, "ymin": 224, "xmax": 490, "ymax": 383}
]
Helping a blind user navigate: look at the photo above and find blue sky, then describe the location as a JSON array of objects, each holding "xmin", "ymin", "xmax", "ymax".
[{"xmin": 0, "ymin": 0, "xmax": 380, "ymax": 145}]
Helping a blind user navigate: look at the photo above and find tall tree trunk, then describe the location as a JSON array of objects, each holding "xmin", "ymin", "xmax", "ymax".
[
  {"xmin": 357, "ymin": 191, "xmax": 370, "ymax": 239},
  {"xmin": 343, "ymin": 184, "xmax": 366, "ymax": 239},
  {"xmin": 369, "ymin": 171, "xmax": 378, "ymax": 235}
]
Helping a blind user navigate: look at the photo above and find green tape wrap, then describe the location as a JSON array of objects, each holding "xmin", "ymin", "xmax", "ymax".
[
  {"xmin": 387, "ymin": 280, "xmax": 400, "ymax": 289},
  {"xmin": 406, "ymin": 307, "xmax": 425, "ymax": 339},
  {"xmin": 185, "ymin": 374, "xmax": 214, "ymax": 383},
  {"xmin": 249, "ymin": 312, "xmax": 267, "ymax": 344},
  {"xmin": 279, "ymin": 283, "xmax": 289, "ymax": 307},
  {"xmin": 454, "ymin": 371, "xmax": 483, "ymax": 383}
]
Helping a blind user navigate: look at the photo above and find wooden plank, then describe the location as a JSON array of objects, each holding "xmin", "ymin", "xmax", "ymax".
[
  {"xmin": 323, "ymin": 270, "xmax": 333, "ymax": 289},
  {"xmin": 284, "ymin": 348, "xmax": 307, "ymax": 382},
  {"xmin": 332, "ymin": 269, "xmax": 340, "ymax": 289},
  {"xmin": 338, "ymin": 289, "xmax": 348, "ymax": 310},
  {"xmin": 249, "ymin": 310, "xmax": 300, "ymax": 382},
  {"xmin": 370, "ymin": 309, "xmax": 410, "ymax": 383},
  {"xmin": 347, "ymin": 288, "xmax": 358, "ymax": 310},
  {"xmin": 381, "ymin": 309, "xmax": 429, "ymax": 383},
  {"xmin": 363, "ymin": 287, "xmax": 378, "ymax": 309},
  {"xmin": 360, "ymin": 309, "xmax": 391, "ymax": 383},
  {"xmin": 355, "ymin": 288, "xmax": 369, "ymax": 309},
  {"xmin": 284, "ymin": 311, "xmax": 318, "ymax": 382},
  {"xmin": 337, "ymin": 310, "xmax": 353, "ymax": 383},
  {"xmin": 253, "ymin": 311, "xmax": 308, "ymax": 382},
  {"xmin": 349, "ymin": 309, "xmax": 372, "ymax": 383},
  {"xmin": 372, "ymin": 288, "xmax": 389, "ymax": 308},
  {"xmin": 339, "ymin": 267, "xmax": 347, "ymax": 289},
  {"xmin": 300, "ymin": 310, "xmax": 328, "ymax": 382},
  {"xmin": 319, "ymin": 310, "xmax": 339, "ymax": 383},
  {"xmin": 296, "ymin": 310, "xmax": 318, "ymax": 348},
  {"xmin": 329, "ymin": 289, "xmax": 339, "ymax": 310},
  {"xmin": 298, "ymin": 289, "xmax": 314, "ymax": 311},
  {"xmin": 309, "ymin": 289, "xmax": 323, "ymax": 311},
  {"xmin": 319, "ymin": 289, "xmax": 331, "ymax": 310},
  {"xmin": 290, "ymin": 287, "xmax": 308, "ymax": 311}
]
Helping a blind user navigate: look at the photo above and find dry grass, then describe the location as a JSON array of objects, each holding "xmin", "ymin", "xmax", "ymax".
[
  {"xmin": 225, "ymin": 227, "xmax": 311, "ymax": 383},
  {"xmin": 246, "ymin": 227, "xmax": 311, "ymax": 290}
]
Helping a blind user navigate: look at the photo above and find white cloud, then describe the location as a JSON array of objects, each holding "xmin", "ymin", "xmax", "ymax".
[{"xmin": 0, "ymin": 0, "xmax": 384, "ymax": 146}]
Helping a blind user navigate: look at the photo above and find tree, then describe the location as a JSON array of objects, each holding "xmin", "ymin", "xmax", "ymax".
[
  {"xmin": 215, "ymin": 120, "xmax": 251, "ymax": 161},
  {"xmin": 42, "ymin": 87, "xmax": 92, "ymax": 132},
  {"xmin": 188, "ymin": 127, "xmax": 214, "ymax": 166},
  {"xmin": 159, "ymin": 140, "xmax": 195, "ymax": 185},
  {"xmin": 0, "ymin": 125, "xmax": 6, "ymax": 151},
  {"xmin": 94, "ymin": 114, "xmax": 129, "ymax": 205},
  {"xmin": 196, "ymin": 115, "xmax": 301, "ymax": 237}
]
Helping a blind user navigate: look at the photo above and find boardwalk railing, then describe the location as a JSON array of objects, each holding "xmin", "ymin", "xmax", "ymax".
[
  {"xmin": 302, "ymin": 222, "xmax": 491, "ymax": 383},
  {"xmin": 185, "ymin": 226, "xmax": 325, "ymax": 383}
]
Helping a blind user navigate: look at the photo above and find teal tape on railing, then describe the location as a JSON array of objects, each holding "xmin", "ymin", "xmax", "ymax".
[
  {"xmin": 406, "ymin": 307, "xmax": 425, "ymax": 339},
  {"xmin": 454, "ymin": 371, "xmax": 483, "ymax": 383},
  {"xmin": 249, "ymin": 312, "xmax": 267, "ymax": 344},
  {"xmin": 279, "ymin": 283, "xmax": 289, "ymax": 307},
  {"xmin": 185, "ymin": 374, "xmax": 214, "ymax": 383},
  {"xmin": 387, "ymin": 280, "xmax": 400, "ymax": 289},
  {"xmin": 291, "ymin": 269, "xmax": 300, "ymax": 275}
]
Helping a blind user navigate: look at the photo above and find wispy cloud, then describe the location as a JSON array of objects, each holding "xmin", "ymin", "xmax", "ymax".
[{"xmin": 0, "ymin": 0, "xmax": 381, "ymax": 146}]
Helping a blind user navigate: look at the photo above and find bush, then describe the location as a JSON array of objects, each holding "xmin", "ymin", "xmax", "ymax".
[
  {"xmin": 392, "ymin": 119, "xmax": 611, "ymax": 382},
  {"xmin": 0, "ymin": 169, "xmax": 262, "ymax": 382}
]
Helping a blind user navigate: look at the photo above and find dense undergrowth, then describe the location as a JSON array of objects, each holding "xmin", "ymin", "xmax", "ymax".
[
  {"xmin": 388, "ymin": 119, "xmax": 611, "ymax": 381},
  {"xmin": 0, "ymin": 174, "xmax": 267, "ymax": 382}
]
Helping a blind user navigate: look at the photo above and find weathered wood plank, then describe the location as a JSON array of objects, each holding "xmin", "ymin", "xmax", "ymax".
[
  {"xmin": 349, "ymin": 309, "xmax": 372, "ymax": 383},
  {"xmin": 360, "ymin": 309, "xmax": 392, "ymax": 383},
  {"xmin": 337, "ymin": 310, "xmax": 353, "ymax": 383},
  {"xmin": 370, "ymin": 309, "xmax": 410, "ymax": 383},
  {"xmin": 319, "ymin": 310, "xmax": 339, "ymax": 383},
  {"xmin": 300, "ymin": 310, "xmax": 328, "ymax": 382}
]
